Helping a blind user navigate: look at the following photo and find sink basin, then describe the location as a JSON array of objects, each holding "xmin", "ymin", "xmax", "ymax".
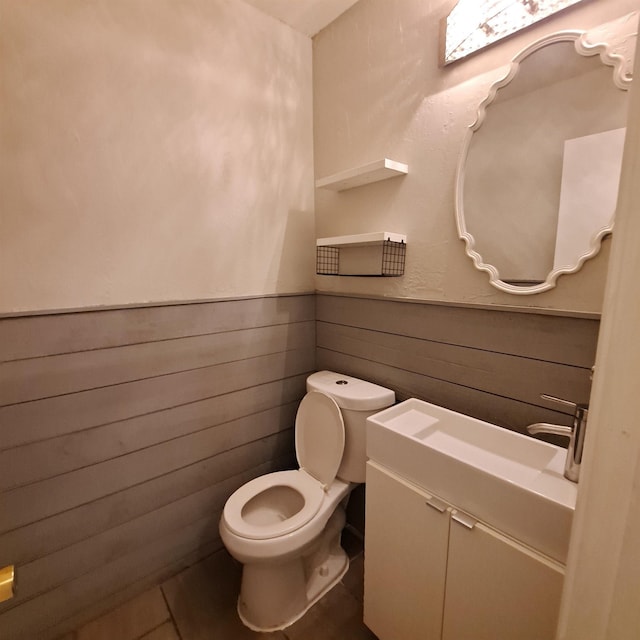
[{"xmin": 367, "ymin": 398, "xmax": 577, "ymax": 564}]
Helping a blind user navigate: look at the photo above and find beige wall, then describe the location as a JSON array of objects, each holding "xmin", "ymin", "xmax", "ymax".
[
  {"xmin": 313, "ymin": 0, "xmax": 638, "ymax": 313},
  {"xmin": 0, "ymin": 0, "xmax": 315, "ymax": 314}
]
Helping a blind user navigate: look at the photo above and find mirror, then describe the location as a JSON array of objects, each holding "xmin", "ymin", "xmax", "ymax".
[{"xmin": 455, "ymin": 13, "xmax": 637, "ymax": 294}]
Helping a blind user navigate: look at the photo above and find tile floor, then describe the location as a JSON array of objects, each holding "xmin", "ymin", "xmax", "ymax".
[{"xmin": 61, "ymin": 531, "xmax": 377, "ymax": 640}]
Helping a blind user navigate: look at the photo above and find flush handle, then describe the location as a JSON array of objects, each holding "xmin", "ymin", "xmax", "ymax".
[{"xmin": 540, "ymin": 394, "xmax": 579, "ymax": 411}]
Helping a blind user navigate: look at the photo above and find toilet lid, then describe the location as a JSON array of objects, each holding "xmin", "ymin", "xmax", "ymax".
[{"xmin": 295, "ymin": 391, "xmax": 345, "ymax": 488}]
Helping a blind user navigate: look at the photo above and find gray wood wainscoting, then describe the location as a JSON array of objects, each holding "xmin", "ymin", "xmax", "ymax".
[
  {"xmin": 0, "ymin": 291, "xmax": 600, "ymax": 639},
  {"xmin": 0, "ymin": 294, "xmax": 315, "ymax": 640},
  {"xmin": 316, "ymin": 294, "xmax": 599, "ymax": 437}
]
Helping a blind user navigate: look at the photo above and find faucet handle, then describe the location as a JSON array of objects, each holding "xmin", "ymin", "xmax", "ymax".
[
  {"xmin": 527, "ymin": 422, "xmax": 573, "ymax": 437},
  {"xmin": 540, "ymin": 394, "xmax": 588, "ymax": 411}
]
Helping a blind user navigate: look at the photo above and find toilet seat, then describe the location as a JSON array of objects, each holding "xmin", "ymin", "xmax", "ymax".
[
  {"xmin": 222, "ymin": 469, "xmax": 325, "ymax": 540},
  {"xmin": 222, "ymin": 391, "xmax": 345, "ymax": 541}
]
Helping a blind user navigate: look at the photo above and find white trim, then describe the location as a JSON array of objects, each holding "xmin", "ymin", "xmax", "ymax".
[
  {"xmin": 558, "ymin": 12, "xmax": 640, "ymax": 636},
  {"xmin": 315, "ymin": 290, "xmax": 601, "ymax": 319},
  {"xmin": 0, "ymin": 291, "xmax": 316, "ymax": 319}
]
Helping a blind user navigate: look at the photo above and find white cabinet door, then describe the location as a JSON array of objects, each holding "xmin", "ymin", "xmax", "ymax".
[
  {"xmin": 364, "ymin": 462, "xmax": 449, "ymax": 640},
  {"xmin": 442, "ymin": 516, "xmax": 565, "ymax": 640}
]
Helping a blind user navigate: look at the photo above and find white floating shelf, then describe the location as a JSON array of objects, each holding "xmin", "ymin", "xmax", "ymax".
[
  {"xmin": 315, "ymin": 159, "xmax": 408, "ymax": 191},
  {"xmin": 316, "ymin": 232, "xmax": 407, "ymax": 277},
  {"xmin": 316, "ymin": 231, "xmax": 406, "ymax": 247}
]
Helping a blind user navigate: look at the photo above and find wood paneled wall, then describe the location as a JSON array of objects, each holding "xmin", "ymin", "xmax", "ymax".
[
  {"xmin": 0, "ymin": 291, "xmax": 601, "ymax": 638},
  {"xmin": 0, "ymin": 294, "xmax": 315, "ymax": 640},
  {"xmin": 316, "ymin": 294, "xmax": 599, "ymax": 436}
]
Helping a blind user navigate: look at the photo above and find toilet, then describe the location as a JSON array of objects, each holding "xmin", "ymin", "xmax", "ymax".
[{"xmin": 219, "ymin": 370, "xmax": 395, "ymax": 631}]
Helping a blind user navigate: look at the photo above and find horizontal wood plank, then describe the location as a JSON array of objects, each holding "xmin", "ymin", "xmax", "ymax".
[
  {"xmin": 1, "ymin": 463, "xmax": 268, "ymax": 610},
  {"xmin": 317, "ymin": 349, "xmax": 572, "ymax": 437},
  {"xmin": 317, "ymin": 295, "xmax": 599, "ymax": 368},
  {"xmin": 1, "ymin": 403, "xmax": 296, "ymax": 533},
  {"xmin": 0, "ymin": 321, "xmax": 314, "ymax": 406},
  {"xmin": 317, "ymin": 322, "xmax": 591, "ymax": 411},
  {"xmin": 1, "ymin": 375, "xmax": 306, "ymax": 490},
  {"xmin": 1, "ymin": 511, "xmax": 226, "ymax": 639},
  {"xmin": 0, "ymin": 438, "xmax": 293, "ymax": 569},
  {"xmin": 0, "ymin": 348, "xmax": 314, "ymax": 450},
  {"xmin": 0, "ymin": 294, "xmax": 315, "ymax": 362}
]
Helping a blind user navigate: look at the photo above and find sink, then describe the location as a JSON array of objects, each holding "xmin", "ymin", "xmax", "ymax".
[{"xmin": 366, "ymin": 399, "xmax": 578, "ymax": 564}]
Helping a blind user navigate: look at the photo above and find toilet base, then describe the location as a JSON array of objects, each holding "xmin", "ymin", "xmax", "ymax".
[{"xmin": 236, "ymin": 506, "xmax": 349, "ymax": 632}]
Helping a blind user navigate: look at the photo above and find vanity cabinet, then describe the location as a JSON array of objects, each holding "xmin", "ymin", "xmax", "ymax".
[
  {"xmin": 364, "ymin": 460, "xmax": 448, "ymax": 640},
  {"xmin": 364, "ymin": 461, "xmax": 565, "ymax": 640}
]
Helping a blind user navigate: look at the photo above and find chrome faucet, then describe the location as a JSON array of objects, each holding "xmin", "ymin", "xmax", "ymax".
[{"xmin": 527, "ymin": 394, "xmax": 588, "ymax": 483}]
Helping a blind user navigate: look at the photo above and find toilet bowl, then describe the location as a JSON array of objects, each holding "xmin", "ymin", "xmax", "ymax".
[{"xmin": 219, "ymin": 371, "xmax": 395, "ymax": 632}]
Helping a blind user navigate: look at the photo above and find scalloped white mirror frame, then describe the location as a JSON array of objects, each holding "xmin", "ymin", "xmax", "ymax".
[{"xmin": 455, "ymin": 11, "xmax": 638, "ymax": 295}]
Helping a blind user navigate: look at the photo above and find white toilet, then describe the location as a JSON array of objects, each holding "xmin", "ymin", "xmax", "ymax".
[{"xmin": 219, "ymin": 370, "xmax": 395, "ymax": 631}]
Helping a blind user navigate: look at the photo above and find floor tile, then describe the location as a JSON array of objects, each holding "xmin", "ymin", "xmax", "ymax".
[
  {"xmin": 330, "ymin": 614, "xmax": 378, "ymax": 640},
  {"xmin": 342, "ymin": 553, "xmax": 365, "ymax": 602},
  {"xmin": 162, "ymin": 550, "xmax": 286, "ymax": 639},
  {"xmin": 203, "ymin": 606, "xmax": 288, "ymax": 640},
  {"xmin": 66, "ymin": 541, "xmax": 377, "ymax": 640},
  {"xmin": 140, "ymin": 621, "xmax": 181, "ymax": 640},
  {"xmin": 161, "ymin": 554, "xmax": 233, "ymax": 640},
  {"xmin": 75, "ymin": 586, "xmax": 170, "ymax": 640},
  {"xmin": 284, "ymin": 581, "xmax": 366, "ymax": 640}
]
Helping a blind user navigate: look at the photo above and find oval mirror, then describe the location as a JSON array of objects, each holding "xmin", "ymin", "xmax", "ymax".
[{"xmin": 455, "ymin": 14, "xmax": 637, "ymax": 294}]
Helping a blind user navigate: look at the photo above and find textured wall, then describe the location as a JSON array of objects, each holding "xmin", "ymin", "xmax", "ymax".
[
  {"xmin": 0, "ymin": 0, "xmax": 314, "ymax": 314},
  {"xmin": 313, "ymin": 0, "xmax": 638, "ymax": 313}
]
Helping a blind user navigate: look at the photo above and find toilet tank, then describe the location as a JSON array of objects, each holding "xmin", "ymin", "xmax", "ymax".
[{"xmin": 306, "ymin": 371, "xmax": 395, "ymax": 483}]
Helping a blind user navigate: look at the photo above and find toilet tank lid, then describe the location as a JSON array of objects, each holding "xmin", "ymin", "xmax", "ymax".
[{"xmin": 307, "ymin": 371, "xmax": 395, "ymax": 411}]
